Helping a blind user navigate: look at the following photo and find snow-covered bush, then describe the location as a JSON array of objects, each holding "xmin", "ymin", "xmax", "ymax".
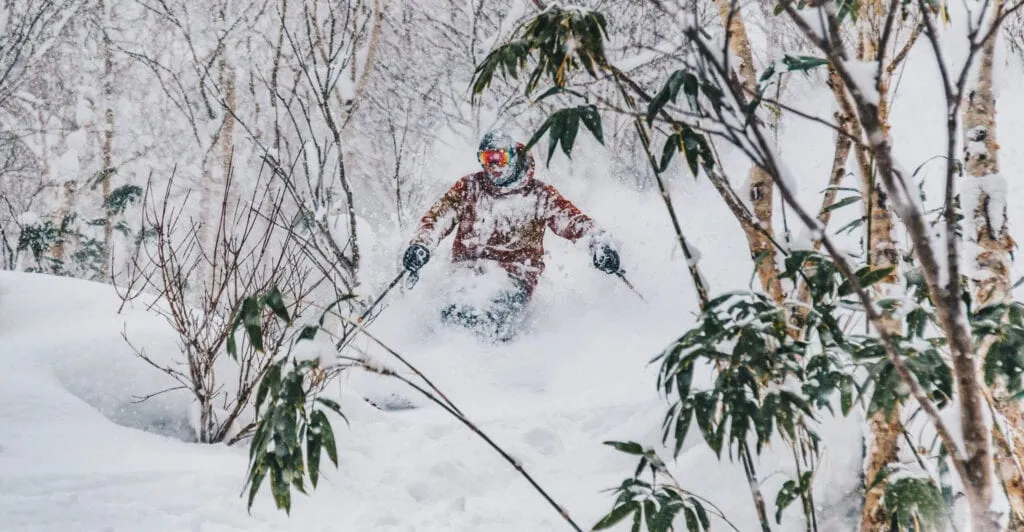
[{"xmin": 117, "ymin": 168, "xmax": 322, "ymax": 444}]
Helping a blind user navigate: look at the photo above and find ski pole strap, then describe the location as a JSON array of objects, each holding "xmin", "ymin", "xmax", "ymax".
[{"xmin": 405, "ymin": 270, "xmax": 419, "ymax": 290}]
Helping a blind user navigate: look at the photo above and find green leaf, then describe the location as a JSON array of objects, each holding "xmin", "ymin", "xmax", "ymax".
[
  {"xmin": 604, "ymin": 440, "xmax": 645, "ymax": 455},
  {"xmin": 525, "ymin": 115, "xmax": 554, "ymax": 152},
  {"xmin": 837, "ymin": 0, "xmax": 862, "ymax": 23},
  {"xmin": 859, "ymin": 265, "xmax": 897, "ymax": 289},
  {"xmin": 643, "ymin": 500, "xmax": 659, "ymax": 531},
  {"xmin": 307, "ymin": 432, "xmax": 322, "ymax": 488},
  {"xmin": 262, "ymin": 286, "xmax": 291, "ymax": 324},
  {"xmin": 647, "ymin": 70, "xmax": 698, "ymax": 123},
  {"xmin": 313, "ymin": 410, "xmax": 339, "ymax": 466},
  {"xmin": 840, "ymin": 378, "xmax": 854, "ymax": 416},
  {"xmin": 579, "ymin": 104, "xmax": 604, "ymax": 144},
  {"xmin": 883, "ymin": 476, "xmax": 946, "ymax": 530},
  {"xmin": 532, "ymin": 85, "xmax": 586, "ymax": 102},
  {"xmin": 659, "ymin": 132, "xmax": 680, "ymax": 173},
  {"xmin": 820, "ymin": 195, "xmax": 861, "ymax": 214},
  {"xmin": 254, "ymin": 362, "xmax": 282, "ymax": 417},
  {"xmin": 758, "ymin": 60, "xmax": 778, "ymax": 83},
  {"xmin": 838, "ymin": 265, "xmax": 896, "ymax": 296},
  {"xmin": 775, "ymin": 479, "xmax": 799, "ymax": 523},
  {"xmin": 226, "ymin": 330, "xmax": 238, "ymax": 361},
  {"xmin": 315, "ymin": 397, "xmax": 346, "ymax": 419},
  {"xmin": 781, "ymin": 54, "xmax": 830, "ymax": 72},
  {"xmin": 835, "ymin": 216, "xmax": 866, "ymax": 235},
  {"xmin": 561, "ymin": 111, "xmax": 580, "ymax": 157},
  {"xmin": 298, "ymin": 325, "xmax": 319, "ymax": 341},
  {"xmin": 105, "ymin": 184, "xmax": 143, "ymax": 215},
  {"xmin": 680, "ymin": 128, "xmax": 711, "ymax": 177},
  {"xmin": 270, "ymin": 468, "xmax": 292, "ymax": 514},
  {"xmin": 245, "ymin": 460, "xmax": 267, "ymax": 511},
  {"xmin": 546, "ymin": 112, "xmax": 563, "ymax": 167},
  {"xmin": 682, "ymin": 506, "xmax": 700, "ymax": 531},
  {"xmin": 692, "ymin": 500, "xmax": 711, "ymax": 529},
  {"xmin": 593, "ymin": 503, "xmax": 636, "ymax": 530},
  {"xmin": 239, "ymin": 295, "xmax": 265, "ymax": 352}
]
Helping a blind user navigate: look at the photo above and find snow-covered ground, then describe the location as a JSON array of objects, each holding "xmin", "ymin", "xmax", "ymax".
[
  {"xmin": 0, "ymin": 186, "xmax": 864, "ymax": 531},
  {"xmin": 3, "ymin": 13, "xmax": 1024, "ymax": 532}
]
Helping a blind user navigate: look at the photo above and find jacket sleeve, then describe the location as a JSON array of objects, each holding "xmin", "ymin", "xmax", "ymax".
[
  {"xmin": 410, "ymin": 177, "xmax": 468, "ymax": 250},
  {"xmin": 543, "ymin": 184, "xmax": 602, "ymax": 244}
]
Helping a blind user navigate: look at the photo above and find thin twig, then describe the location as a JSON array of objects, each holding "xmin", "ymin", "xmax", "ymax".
[
  {"xmin": 339, "ymin": 314, "xmax": 464, "ymax": 417},
  {"xmin": 354, "ymin": 360, "xmax": 581, "ymax": 531}
]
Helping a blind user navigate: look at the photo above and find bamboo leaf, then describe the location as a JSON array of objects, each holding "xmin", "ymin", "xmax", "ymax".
[
  {"xmin": 546, "ymin": 112, "xmax": 564, "ymax": 166},
  {"xmin": 835, "ymin": 216, "xmax": 866, "ymax": 235},
  {"xmin": 659, "ymin": 132, "xmax": 680, "ymax": 173},
  {"xmin": 298, "ymin": 326, "xmax": 319, "ymax": 341},
  {"xmin": 254, "ymin": 362, "xmax": 282, "ymax": 417},
  {"xmin": 525, "ymin": 115, "xmax": 554, "ymax": 152},
  {"xmin": 839, "ymin": 265, "xmax": 895, "ymax": 296},
  {"xmin": 226, "ymin": 330, "xmax": 238, "ymax": 361},
  {"xmin": 561, "ymin": 111, "xmax": 580, "ymax": 157},
  {"xmin": 692, "ymin": 500, "xmax": 711, "ymax": 529},
  {"xmin": 683, "ymin": 507, "xmax": 699, "ymax": 531},
  {"xmin": 820, "ymin": 195, "xmax": 861, "ymax": 214},
  {"xmin": 315, "ymin": 397, "xmax": 346, "ymax": 420},
  {"xmin": 307, "ymin": 432, "xmax": 322, "ymax": 488},
  {"xmin": 579, "ymin": 104, "xmax": 604, "ymax": 144},
  {"xmin": 603, "ymin": 440, "xmax": 645, "ymax": 455},
  {"xmin": 270, "ymin": 468, "xmax": 292, "ymax": 514},
  {"xmin": 674, "ymin": 403, "xmax": 694, "ymax": 458},
  {"xmin": 261, "ymin": 286, "xmax": 291, "ymax": 324},
  {"xmin": 593, "ymin": 503, "xmax": 636, "ymax": 530},
  {"xmin": 313, "ymin": 410, "xmax": 339, "ymax": 466},
  {"xmin": 239, "ymin": 295, "xmax": 265, "ymax": 352},
  {"xmin": 245, "ymin": 461, "xmax": 267, "ymax": 511},
  {"xmin": 681, "ymin": 129, "xmax": 702, "ymax": 177},
  {"xmin": 781, "ymin": 54, "xmax": 830, "ymax": 72}
]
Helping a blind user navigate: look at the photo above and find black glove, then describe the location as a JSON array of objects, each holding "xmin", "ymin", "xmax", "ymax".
[
  {"xmin": 403, "ymin": 244, "xmax": 430, "ymax": 273},
  {"xmin": 592, "ymin": 243, "xmax": 620, "ymax": 274}
]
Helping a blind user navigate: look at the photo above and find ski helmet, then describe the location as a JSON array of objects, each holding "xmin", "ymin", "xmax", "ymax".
[{"xmin": 478, "ymin": 130, "xmax": 527, "ymax": 188}]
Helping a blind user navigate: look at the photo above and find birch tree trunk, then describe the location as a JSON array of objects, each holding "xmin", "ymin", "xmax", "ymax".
[
  {"xmin": 100, "ymin": 0, "xmax": 115, "ymax": 277},
  {"xmin": 854, "ymin": 4, "xmax": 905, "ymax": 529},
  {"xmin": 963, "ymin": 0, "xmax": 1024, "ymax": 524},
  {"xmin": 196, "ymin": 2, "xmax": 235, "ymax": 288},
  {"xmin": 713, "ymin": 0, "xmax": 783, "ymax": 304}
]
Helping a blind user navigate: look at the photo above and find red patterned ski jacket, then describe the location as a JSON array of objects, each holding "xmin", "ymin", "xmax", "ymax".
[{"xmin": 411, "ymin": 157, "xmax": 602, "ymax": 296}]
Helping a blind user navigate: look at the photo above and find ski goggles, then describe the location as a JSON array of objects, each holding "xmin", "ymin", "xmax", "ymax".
[{"xmin": 478, "ymin": 148, "xmax": 512, "ymax": 167}]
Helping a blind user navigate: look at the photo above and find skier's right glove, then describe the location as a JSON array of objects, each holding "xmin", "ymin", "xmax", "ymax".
[
  {"xmin": 592, "ymin": 243, "xmax": 620, "ymax": 274},
  {"xmin": 403, "ymin": 244, "xmax": 431, "ymax": 273}
]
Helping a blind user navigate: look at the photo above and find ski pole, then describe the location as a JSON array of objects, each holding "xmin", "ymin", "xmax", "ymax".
[
  {"xmin": 334, "ymin": 270, "xmax": 410, "ymax": 350},
  {"xmin": 356, "ymin": 269, "xmax": 410, "ymax": 324},
  {"xmin": 615, "ymin": 270, "xmax": 647, "ymax": 302}
]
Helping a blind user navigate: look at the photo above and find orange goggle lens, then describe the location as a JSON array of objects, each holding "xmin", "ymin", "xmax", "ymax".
[{"xmin": 478, "ymin": 148, "xmax": 511, "ymax": 167}]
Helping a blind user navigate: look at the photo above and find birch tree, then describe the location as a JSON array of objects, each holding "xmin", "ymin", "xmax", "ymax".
[{"xmin": 961, "ymin": 0, "xmax": 1024, "ymax": 525}]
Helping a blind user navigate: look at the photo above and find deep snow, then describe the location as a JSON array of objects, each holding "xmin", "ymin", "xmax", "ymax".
[{"xmin": 3, "ymin": 9, "xmax": 1024, "ymax": 532}]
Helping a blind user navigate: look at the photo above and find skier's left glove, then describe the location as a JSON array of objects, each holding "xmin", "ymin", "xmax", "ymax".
[
  {"xmin": 592, "ymin": 243, "xmax": 620, "ymax": 274},
  {"xmin": 403, "ymin": 244, "xmax": 430, "ymax": 273}
]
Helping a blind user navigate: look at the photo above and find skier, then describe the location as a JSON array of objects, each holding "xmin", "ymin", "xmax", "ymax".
[{"xmin": 401, "ymin": 130, "xmax": 621, "ymax": 341}]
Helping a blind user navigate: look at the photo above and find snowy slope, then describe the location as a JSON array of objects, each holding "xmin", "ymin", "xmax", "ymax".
[
  {"xmin": 0, "ymin": 185, "xmax": 863, "ymax": 532},
  {"xmin": 3, "ymin": 15, "xmax": 1024, "ymax": 532}
]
